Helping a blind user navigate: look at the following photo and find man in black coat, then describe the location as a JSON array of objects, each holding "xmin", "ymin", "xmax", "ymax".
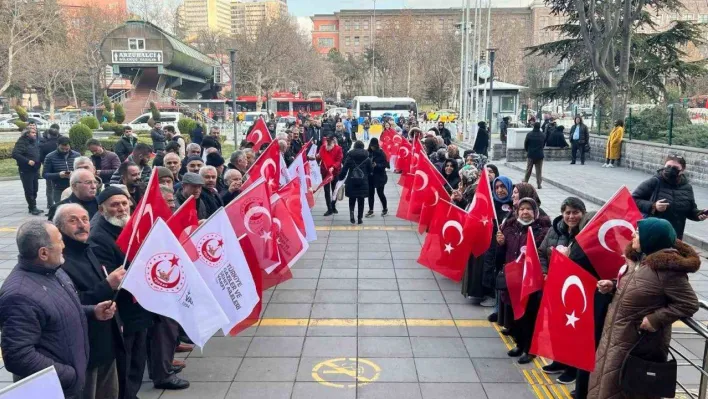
[
  {"xmin": 43, "ymin": 136, "xmax": 81, "ymax": 204},
  {"xmin": 89, "ymin": 187, "xmax": 155, "ymax": 399},
  {"xmin": 54, "ymin": 203, "xmax": 125, "ymax": 399},
  {"xmin": 523, "ymin": 122, "xmax": 546, "ymax": 190},
  {"xmin": 40, "ymin": 127, "xmax": 62, "ymax": 208},
  {"xmin": 175, "ymin": 173, "xmax": 219, "ymax": 220},
  {"xmin": 569, "ymin": 116, "xmax": 589, "ymax": 165},
  {"xmin": 0, "ymin": 220, "xmax": 116, "ymax": 399},
  {"xmin": 201, "ymin": 126, "xmax": 222, "ymax": 155},
  {"xmin": 114, "ymin": 127, "xmax": 137, "ymax": 162},
  {"xmin": 306, "ymin": 118, "xmax": 324, "ymax": 149},
  {"xmin": 46, "ymin": 169, "xmax": 99, "ymax": 221},
  {"xmin": 12, "ymin": 124, "xmax": 43, "ymax": 214},
  {"xmin": 150, "ymin": 121, "xmax": 166, "ymax": 167}
]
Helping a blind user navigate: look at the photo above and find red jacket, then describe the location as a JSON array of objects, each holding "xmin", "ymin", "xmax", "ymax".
[{"xmin": 318, "ymin": 144, "xmax": 343, "ymax": 178}]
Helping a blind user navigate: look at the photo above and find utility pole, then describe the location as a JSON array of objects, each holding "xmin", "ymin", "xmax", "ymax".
[
  {"xmin": 465, "ymin": 0, "xmax": 473, "ymax": 141},
  {"xmin": 229, "ymin": 49, "xmax": 237, "ymax": 143},
  {"xmin": 457, "ymin": 0, "xmax": 466, "ymax": 126},
  {"xmin": 371, "ymin": 0, "xmax": 376, "ymax": 96},
  {"xmin": 481, "ymin": 0, "xmax": 491, "ymax": 124},
  {"xmin": 488, "ymin": 48, "xmax": 497, "ymax": 139}
]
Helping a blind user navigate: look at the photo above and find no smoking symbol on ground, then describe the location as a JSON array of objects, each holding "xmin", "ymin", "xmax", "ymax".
[{"xmin": 312, "ymin": 358, "xmax": 381, "ymax": 388}]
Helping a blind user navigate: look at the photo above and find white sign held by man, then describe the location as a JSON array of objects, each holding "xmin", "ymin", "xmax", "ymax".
[
  {"xmin": 121, "ymin": 219, "xmax": 228, "ymax": 348},
  {"xmin": 189, "ymin": 208, "xmax": 260, "ymax": 334}
]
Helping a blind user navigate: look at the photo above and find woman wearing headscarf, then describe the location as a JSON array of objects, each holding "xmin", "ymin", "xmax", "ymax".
[
  {"xmin": 451, "ymin": 166, "xmax": 479, "ymax": 210},
  {"xmin": 496, "ymin": 197, "xmax": 549, "ymax": 364},
  {"xmin": 473, "ymin": 121, "xmax": 490, "ymax": 156},
  {"xmin": 484, "ymin": 176, "xmax": 515, "ymax": 320},
  {"xmin": 365, "ymin": 138, "xmax": 389, "ymax": 218},
  {"xmin": 512, "ymin": 182, "xmax": 552, "ymax": 228},
  {"xmin": 588, "ymin": 218, "xmax": 699, "ymax": 399},
  {"xmin": 440, "ymin": 159, "xmax": 460, "ymax": 194}
]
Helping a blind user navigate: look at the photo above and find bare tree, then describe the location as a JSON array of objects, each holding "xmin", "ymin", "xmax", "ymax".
[
  {"xmin": 130, "ymin": 0, "xmax": 181, "ymax": 34},
  {"xmin": 0, "ymin": 0, "xmax": 60, "ymax": 95}
]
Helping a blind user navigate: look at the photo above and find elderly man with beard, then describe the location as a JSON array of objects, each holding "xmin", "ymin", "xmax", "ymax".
[
  {"xmin": 54, "ymin": 204, "xmax": 126, "ymax": 399},
  {"xmin": 109, "ymin": 143, "xmax": 152, "ymax": 185},
  {"xmin": 220, "ymin": 169, "xmax": 243, "ymax": 205},
  {"xmin": 89, "ymin": 187, "xmax": 156, "ymax": 399},
  {"xmin": 47, "ymin": 169, "xmax": 100, "ymax": 221}
]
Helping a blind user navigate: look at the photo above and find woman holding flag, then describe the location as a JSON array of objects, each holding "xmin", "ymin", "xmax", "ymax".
[{"xmin": 496, "ymin": 197, "xmax": 549, "ymax": 364}]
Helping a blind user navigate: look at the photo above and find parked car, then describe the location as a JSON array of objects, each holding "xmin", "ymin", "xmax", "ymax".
[
  {"xmin": 276, "ymin": 116, "xmax": 297, "ymax": 133},
  {"xmin": 128, "ymin": 111, "xmax": 183, "ymax": 133},
  {"xmin": 0, "ymin": 117, "xmax": 50, "ymax": 130},
  {"xmin": 326, "ymin": 107, "xmax": 348, "ymax": 118},
  {"xmin": 242, "ymin": 112, "xmax": 269, "ymax": 128}
]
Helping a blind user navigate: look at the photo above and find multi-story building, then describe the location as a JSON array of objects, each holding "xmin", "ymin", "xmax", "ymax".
[
  {"xmin": 231, "ymin": 0, "xmax": 289, "ymax": 38},
  {"xmin": 311, "ymin": 15, "xmax": 339, "ymax": 55},
  {"xmin": 176, "ymin": 0, "xmax": 232, "ymax": 40}
]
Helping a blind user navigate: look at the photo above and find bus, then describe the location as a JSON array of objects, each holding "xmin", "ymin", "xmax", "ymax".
[
  {"xmin": 269, "ymin": 93, "xmax": 325, "ymax": 118},
  {"xmin": 351, "ymin": 96, "xmax": 417, "ymax": 124}
]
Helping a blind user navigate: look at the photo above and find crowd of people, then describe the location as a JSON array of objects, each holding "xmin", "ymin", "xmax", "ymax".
[{"xmin": 3, "ymin": 112, "xmax": 708, "ymax": 399}]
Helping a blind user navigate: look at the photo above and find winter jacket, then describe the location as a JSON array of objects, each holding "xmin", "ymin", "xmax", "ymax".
[
  {"xmin": 201, "ymin": 135, "xmax": 222, "ymax": 154},
  {"xmin": 89, "ymin": 215, "xmax": 155, "ymax": 334},
  {"xmin": 605, "ymin": 126, "xmax": 624, "ymax": 160},
  {"xmin": 43, "ymin": 149, "xmax": 81, "ymax": 191},
  {"xmin": 175, "ymin": 190, "xmax": 219, "ymax": 220},
  {"xmin": 339, "ymin": 148, "xmax": 372, "ymax": 198},
  {"xmin": 473, "ymin": 127, "xmax": 489, "ymax": 156},
  {"xmin": 91, "ymin": 150, "xmax": 121, "ymax": 184},
  {"xmin": 109, "ymin": 155, "xmax": 151, "ymax": 185},
  {"xmin": 39, "ymin": 135, "xmax": 60, "ymax": 164},
  {"xmin": 524, "ymin": 129, "xmax": 546, "ymax": 160},
  {"xmin": 12, "ymin": 133, "xmax": 41, "ymax": 173},
  {"xmin": 368, "ymin": 147, "xmax": 389, "ymax": 189},
  {"xmin": 190, "ymin": 124, "xmax": 204, "ymax": 145},
  {"xmin": 588, "ymin": 241, "xmax": 700, "ymax": 399},
  {"xmin": 499, "ymin": 217, "xmax": 549, "ymax": 264},
  {"xmin": 546, "ymin": 126, "xmax": 568, "ymax": 148},
  {"xmin": 113, "ymin": 135, "xmax": 137, "ymax": 162},
  {"xmin": 46, "ymin": 193, "xmax": 99, "ymax": 222},
  {"xmin": 60, "ymin": 234, "xmax": 120, "ymax": 368},
  {"xmin": 632, "ymin": 172, "xmax": 702, "ymax": 239},
  {"xmin": 318, "ymin": 143, "xmax": 343, "ymax": 179},
  {"xmin": 569, "ymin": 123, "xmax": 589, "ymax": 144},
  {"xmin": 439, "ymin": 127, "xmax": 452, "ymax": 145},
  {"xmin": 150, "ymin": 127, "xmax": 166, "ymax": 153},
  {"xmin": 441, "ymin": 161, "xmax": 461, "ymax": 194},
  {"xmin": 538, "ymin": 215, "xmax": 576, "ymax": 272},
  {"xmin": 0, "ymin": 259, "xmax": 92, "ymax": 398}
]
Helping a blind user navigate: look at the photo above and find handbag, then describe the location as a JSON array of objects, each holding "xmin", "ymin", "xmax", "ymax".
[
  {"xmin": 619, "ymin": 332, "xmax": 677, "ymax": 398},
  {"xmin": 336, "ymin": 184, "xmax": 345, "ymax": 201},
  {"xmin": 495, "ymin": 269, "xmax": 507, "ymax": 290}
]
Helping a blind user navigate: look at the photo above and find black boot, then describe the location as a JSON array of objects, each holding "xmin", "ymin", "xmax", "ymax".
[
  {"xmin": 350, "ymin": 211, "xmax": 355, "ymax": 224},
  {"xmin": 358, "ymin": 218, "xmax": 363, "ymax": 224},
  {"xmin": 331, "ymin": 201, "xmax": 338, "ymax": 214},
  {"xmin": 324, "ymin": 204, "xmax": 333, "ymax": 216}
]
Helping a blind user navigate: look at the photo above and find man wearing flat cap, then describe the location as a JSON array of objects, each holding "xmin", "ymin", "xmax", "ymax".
[{"xmin": 176, "ymin": 172, "xmax": 217, "ymax": 219}]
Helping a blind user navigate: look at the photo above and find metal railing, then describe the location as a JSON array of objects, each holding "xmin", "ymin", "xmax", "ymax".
[
  {"xmin": 109, "ymin": 89, "xmax": 132, "ymax": 104},
  {"xmin": 673, "ymin": 299, "xmax": 708, "ymax": 399},
  {"xmin": 142, "ymin": 90, "xmax": 217, "ymax": 125}
]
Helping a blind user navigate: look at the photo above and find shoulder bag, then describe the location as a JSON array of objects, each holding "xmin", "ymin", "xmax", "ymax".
[
  {"xmin": 619, "ymin": 332, "xmax": 677, "ymax": 398},
  {"xmin": 641, "ymin": 176, "xmax": 662, "ymax": 218}
]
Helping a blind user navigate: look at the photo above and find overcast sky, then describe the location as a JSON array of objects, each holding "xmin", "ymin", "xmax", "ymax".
[{"xmin": 288, "ymin": 0, "xmax": 533, "ymax": 17}]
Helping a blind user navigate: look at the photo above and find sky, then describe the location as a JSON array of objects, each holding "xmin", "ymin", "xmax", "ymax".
[{"xmin": 287, "ymin": 0, "xmax": 532, "ymax": 17}]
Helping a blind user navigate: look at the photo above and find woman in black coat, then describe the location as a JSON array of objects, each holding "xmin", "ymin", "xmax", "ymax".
[
  {"xmin": 339, "ymin": 140, "xmax": 373, "ymax": 224},
  {"xmin": 366, "ymin": 138, "xmax": 389, "ymax": 218},
  {"xmin": 473, "ymin": 121, "xmax": 490, "ymax": 156},
  {"xmin": 441, "ymin": 159, "xmax": 460, "ymax": 194}
]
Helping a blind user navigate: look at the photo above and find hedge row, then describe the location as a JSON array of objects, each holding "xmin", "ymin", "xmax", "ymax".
[{"xmin": 0, "ymin": 136, "xmax": 153, "ymax": 160}]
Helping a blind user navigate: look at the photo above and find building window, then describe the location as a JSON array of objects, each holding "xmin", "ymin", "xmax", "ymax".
[
  {"xmin": 363, "ymin": 35, "xmax": 369, "ymax": 44},
  {"xmin": 376, "ymin": 20, "xmax": 381, "ymax": 30},
  {"xmin": 354, "ymin": 21, "xmax": 360, "ymax": 30},
  {"xmin": 319, "ymin": 24, "xmax": 335, "ymax": 32},
  {"xmin": 128, "ymin": 38, "xmax": 145, "ymax": 50},
  {"xmin": 343, "ymin": 20, "xmax": 349, "ymax": 30},
  {"xmin": 683, "ymin": 14, "xmax": 694, "ymax": 21},
  {"xmin": 363, "ymin": 21, "xmax": 369, "ymax": 30},
  {"xmin": 500, "ymin": 96, "xmax": 515, "ymax": 112},
  {"xmin": 700, "ymin": 14, "xmax": 708, "ymax": 23},
  {"xmin": 345, "ymin": 36, "xmax": 350, "ymax": 46},
  {"xmin": 354, "ymin": 36, "xmax": 360, "ymax": 46},
  {"xmin": 318, "ymin": 38, "xmax": 334, "ymax": 47}
]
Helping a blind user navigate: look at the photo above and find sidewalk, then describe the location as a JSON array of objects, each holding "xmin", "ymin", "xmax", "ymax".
[{"xmin": 505, "ymin": 160, "xmax": 708, "ymax": 250}]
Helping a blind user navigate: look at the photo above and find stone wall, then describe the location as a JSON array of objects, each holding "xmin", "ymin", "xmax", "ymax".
[
  {"xmin": 507, "ymin": 147, "xmax": 572, "ymax": 163},
  {"xmin": 588, "ymin": 134, "xmax": 708, "ymax": 187}
]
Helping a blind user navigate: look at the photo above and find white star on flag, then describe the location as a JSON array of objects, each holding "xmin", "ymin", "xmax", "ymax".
[
  {"xmin": 565, "ymin": 311, "xmax": 580, "ymax": 328},
  {"xmin": 444, "ymin": 243, "xmax": 454, "ymax": 254},
  {"xmin": 481, "ymin": 217, "xmax": 489, "ymax": 226},
  {"xmin": 260, "ymin": 231, "xmax": 272, "ymax": 241}
]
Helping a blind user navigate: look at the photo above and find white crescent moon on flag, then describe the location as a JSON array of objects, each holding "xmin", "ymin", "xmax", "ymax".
[
  {"xmin": 598, "ymin": 219, "xmax": 635, "ymax": 252},
  {"xmin": 393, "ymin": 135, "xmax": 402, "ymax": 143},
  {"xmin": 414, "ymin": 170, "xmax": 429, "ymax": 191},
  {"xmin": 243, "ymin": 206, "xmax": 272, "ymax": 235},
  {"xmin": 430, "ymin": 190, "xmax": 440, "ymax": 206},
  {"xmin": 135, "ymin": 203, "xmax": 154, "ymax": 242},
  {"xmin": 399, "ymin": 146, "xmax": 410, "ymax": 158},
  {"xmin": 273, "ymin": 217, "xmax": 282, "ymax": 232},
  {"xmin": 561, "ymin": 275, "xmax": 587, "ymax": 313},
  {"xmin": 260, "ymin": 158, "xmax": 277, "ymax": 177},
  {"xmin": 252, "ymin": 129, "xmax": 263, "ymax": 144},
  {"xmin": 441, "ymin": 220, "xmax": 464, "ymax": 246}
]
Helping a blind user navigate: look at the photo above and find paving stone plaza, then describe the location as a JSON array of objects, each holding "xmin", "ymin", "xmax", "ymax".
[{"xmin": 0, "ymin": 161, "xmax": 706, "ymax": 398}]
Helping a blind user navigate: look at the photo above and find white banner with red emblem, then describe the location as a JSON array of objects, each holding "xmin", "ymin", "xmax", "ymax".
[
  {"xmin": 188, "ymin": 208, "xmax": 260, "ymax": 334},
  {"xmin": 121, "ymin": 219, "xmax": 228, "ymax": 348}
]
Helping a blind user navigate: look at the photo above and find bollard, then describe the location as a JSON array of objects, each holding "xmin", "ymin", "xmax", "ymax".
[
  {"xmin": 597, "ymin": 106, "xmax": 603, "ymax": 135},
  {"xmin": 668, "ymin": 106, "xmax": 674, "ymax": 146}
]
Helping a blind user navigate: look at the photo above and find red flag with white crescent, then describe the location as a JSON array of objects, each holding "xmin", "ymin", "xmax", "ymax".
[
  {"xmin": 277, "ymin": 179, "xmax": 305, "ymax": 236},
  {"xmin": 242, "ymin": 140, "xmax": 280, "ymax": 194},
  {"xmin": 116, "ymin": 167, "xmax": 173, "ymax": 261},
  {"xmin": 166, "ymin": 195, "xmax": 199, "ymax": 259},
  {"xmin": 505, "ymin": 227, "xmax": 544, "ymax": 320},
  {"xmin": 531, "ymin": 249, "xmax": 597, "ymax": 372},
  {"xmin": 417, "ymin": 199, "xmax": 475, "ymax": 281},
  {"xmin": 575, "ymin": 186, "xmax": 642, "ymax": 279},
  {"xmin": 225, "ymin": 177, "xmax": 280, "ymax": 274},
  {"xmin": 463, "ymin": 167, "xmax": 496, "ymax": 256},
  {"xmin": 246, "ymin": 117, "xmax": 272, "ymax": 152},
  {"xmin": 407, "ymin": 152, "xmax": 450, "ymax": 223}
]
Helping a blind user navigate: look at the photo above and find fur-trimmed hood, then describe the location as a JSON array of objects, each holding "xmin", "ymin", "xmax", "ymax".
[{"xmin": 624, "ymin": 239, "xmax": 701, "ymax": 273}]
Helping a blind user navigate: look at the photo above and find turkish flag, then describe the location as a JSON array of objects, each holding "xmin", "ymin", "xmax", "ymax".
[
  {"xmin": 246, "ymin": 117, "xmax": 272, "ymax": 152},
  {"xmin": 396, "ymin": 140, "xmax": 413, "ymax": 174},
  {"xmin": 116, "ymin": 168, "xmax": 173, "ymax": 261},
  {"xmin": 531, "ymin": 249, "xmax": 597, "ymax": 372},
  {"xmin": 166, "ymin": 195, "xmax": 199, "ymax": 259},
  {"xmin": 270, "ymin": 196, "xmax": 308, "ymax": 268},
  {"xmin": 225, "ymin": 177, "xmax": 281, "ymax": 274},
  {"xmin": 314, "ymin": 172, "xmax": 334, "ymax": 193},
  {"xmin": 277, "ymin": 178, "xmax": 305, "ymax": 236},
  {"xmin": 505, "ymin": 228, "xmax": 544, "ymax": 320},
  {"xmin": 242, "ymin": 140, "xmax": 280, "ymax": 194},
  {"xmin": 408, "ymin": 154, "xmax": 450, "ymax": 224},
  {"xmin": 379, "ymin": 128, "xmax": 396, "ymax": 161},
  {"xmin": 575, "ymin": 186, "xmax": 642, "ymax": 279},
  {"xmin": 417, "ymin": 199, "xmax": 475, "ymax": 282},
  {"xmin": 463, "ymin": 167, "xmax": 497, "ymax": 256},
  {"xmin": 229, "ymin": 251, "xmax": 263, "ymax": 337},
  {"xmin": 302, "ymin": 161, "xmax": 316, "ymax": 208},
  {"xmin": 395, "ymin": 173, "xmax": 415, "ymax": 222}
]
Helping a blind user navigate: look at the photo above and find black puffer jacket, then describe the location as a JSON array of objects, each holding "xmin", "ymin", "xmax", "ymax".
[
  {"xmin": 633, "ymin": 172, "xmax": 702, "ymax": 239},
  {"xmin": 150, "ymin": 127, "xmax": 166, "ymax": 152},
  {"xmin": 339, "ymin": 148, "xmax": 372, "ymax": 198},
  {"xmin": 89, "ymin": 216, "xmax": 155, "ymax": 334},
  {"xmin": 39, "ymin": 134, "xmax": 61, "ymax": 164},
  {"xmin": 43, "ymin": 149, "xmax": 81, "ymax": 191},
  {"xmin": 113, "ymin": 135, "xmax": 137, "ymax": 162},
  {"xmin": 368, "ymin": 147, "xmax": 388, "ymax": 188},
  {"xmin": 12, "ymin": 133, "xmax": 41, "ymax": 173},
  {"xmin": 538, "ymin": 215, "xmax": 576, "ymax": 272}
]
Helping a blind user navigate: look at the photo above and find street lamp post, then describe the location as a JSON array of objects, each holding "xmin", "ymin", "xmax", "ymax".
[
  {"xmin": 229, "ymin": 49, "xmax": 237, "ymax": 143},
  {"xmin": 371, "ymin": 0, "xmax": 376, "ymax": 96},
  {"xmin": 487, "ymin": 48, "xmax": 496, "ymax": 141}
]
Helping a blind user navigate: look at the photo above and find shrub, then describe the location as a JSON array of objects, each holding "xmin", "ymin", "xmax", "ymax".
[
  {"xmin": 178, "ymin": 117, "xmax": 196, "ymax": 137},
  {"xmin": 149, "ymin": 101, "xmax": 161, "ymax": 122},
  {"xmin": 14, "ymin": 121, "xmax": 27, "ymax": 131},
  {"xmin": 672, "ymin": 124, "xmax": 708, "ymax": 148},
  {"xmin": 0, "ymin": 143, "xmax": 15, "ymax": 160},
  {"xmin": 101, "ymin": 122, "xmax": 124, "ymax": 135},
  {"xmin": 14, "ymin": 106, "xmax": 27, "ymax": 122},
  {"xmin": 114, "ymin": 103, "xmax": 126, "ymax": 123},
  {"xmin": 102, "ymin": 94, "xmax": 112, "ymax": 112},
  {"xmin": 69, "ymin": 124, "xmax": 93, "ymax": 154},
  {"xmin": 630, "ymin": 106, "xmax": 691, "ymax": 141},
  {"xmin": 97, "ymin": 135, "xmax": 151, "ymax": 152},
  {"xmin": 79, "ymin": 116, "xmax": 100, "ymax": 130}
]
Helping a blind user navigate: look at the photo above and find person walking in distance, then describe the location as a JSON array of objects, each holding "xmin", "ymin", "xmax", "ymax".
[
  {"xmin": 338, "ymin": 140, "xmax": 372, "ymax": 224},
  {"xmin": 523, "ymin": 122, "xmax": 545, "ymax": 189},
  {"xmin": 569, "ymin": 116, "xmax": 589, "ymax": 165},
  {"xmin": 603, "ymin": 120, "xmax": 624, "ymax": 168},
  {"xmin": 365, "ymin": 138, "xmax": 389, "ymax": 218},
  {"xmin": 12, "ymin": 123, "xmax": 43, "ymax": 215}
]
